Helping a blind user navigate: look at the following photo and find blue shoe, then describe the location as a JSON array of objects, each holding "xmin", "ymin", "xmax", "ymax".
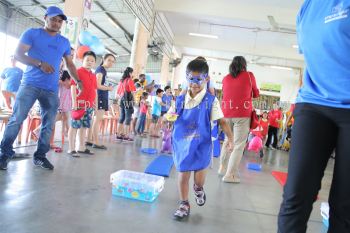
[
  {"xmin": 0, "ymin": 156, "xmax": 10, "ymax": 170},
  {"xmin": 33, "ymin": 157, "xmax": 54, "ymax": 170}
]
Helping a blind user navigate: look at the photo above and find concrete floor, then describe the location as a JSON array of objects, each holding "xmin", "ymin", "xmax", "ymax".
[{"xmin": 0, "ymin": 136, "xmax": 331, "ymax": 233}]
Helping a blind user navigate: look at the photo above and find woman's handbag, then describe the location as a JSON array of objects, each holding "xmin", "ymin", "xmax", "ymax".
[
  {"xmin": 248, "ymin": 72, "xmax": 259, "ymax": 129},
  {"xmin": 250, "ymin": 109, "xmax": 259, "ymax": 129}
]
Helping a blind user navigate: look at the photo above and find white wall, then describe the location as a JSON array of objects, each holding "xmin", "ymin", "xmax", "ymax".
[{"xmin": 175, "ymin": 56, "xmax": 300, "ymax": 103}]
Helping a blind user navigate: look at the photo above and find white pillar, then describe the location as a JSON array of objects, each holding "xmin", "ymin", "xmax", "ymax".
[
  {"xmin": 159, "ymin": 55, "xmax": 170, "ymax": 86},
  {"xmin": 129, "ymin": 19, "xmax": 150, "ymax": 78}
]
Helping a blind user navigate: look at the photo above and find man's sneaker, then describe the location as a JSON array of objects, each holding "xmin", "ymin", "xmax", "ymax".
[
  {"xmin": 193, "ymin": 184, "xmax": 206, "ymax": 206},
  {"xmin": 173, "ymin": 201, "xmax": 190, "ymax": 221},
  {"xmin": 0, "ymin": 157, "xmax": 10, "ymax": 170},
  {"xmin": 33, "ymin": 157, "xmax": 54, "ymax": 170}
]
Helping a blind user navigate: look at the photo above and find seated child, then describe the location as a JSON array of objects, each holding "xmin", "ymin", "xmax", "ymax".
[
  {"xmin": 67, "ymin": 51, "xmax": 98, "ymax": 157},
  {"xmin": 169, "ymin": 59, "xmax": 233, "ymax": 221}
]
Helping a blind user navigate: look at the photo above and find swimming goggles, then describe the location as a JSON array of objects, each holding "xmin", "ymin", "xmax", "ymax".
[{"xmin": 186, "ymin": 71, "xmax": 208, "ymax": 84}]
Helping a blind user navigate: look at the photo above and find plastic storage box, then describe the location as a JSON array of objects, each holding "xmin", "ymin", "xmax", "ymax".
[
  {"xmin": 110, "ymin": 170, "xmax": 165, "ymax": 202},
  {"xmin": 320, "ymin": 202, "xmax": 329, "ymax": 228}
]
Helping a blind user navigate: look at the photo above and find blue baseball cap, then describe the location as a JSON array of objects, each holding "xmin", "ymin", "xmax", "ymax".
[{"xmin": 45, "ymin": 6, "xmax": 67, "ymax": 21}]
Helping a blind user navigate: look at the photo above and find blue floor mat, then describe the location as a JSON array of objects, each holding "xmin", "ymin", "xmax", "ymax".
[
  {"xmin": 145, "ymin": 155, "xmax": 174, "ymax": 177},
  {"xmin": 247, "ymin": 162, "xmax": 262, "ymax": 171},
  {"xmin": 140, "ymin": 148, "xmax": 158, "ymax": 155}
]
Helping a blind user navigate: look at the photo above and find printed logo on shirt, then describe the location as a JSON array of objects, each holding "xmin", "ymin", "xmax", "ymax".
[
  {"xmin": 325, "ymin": 2, "xmax": 349, "ymax": 24},
  {"xmin": 48, "ymin": 44, "xmax": 58, "ymax": 50}
]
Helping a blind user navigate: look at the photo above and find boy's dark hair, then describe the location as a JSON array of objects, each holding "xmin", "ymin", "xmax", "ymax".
[
  {"xmin": 83, "ymin": 51, "xmax": 96, "ymax": 60},
  {"xmin": 156, "ymin": 88, "xmax": 164, "ymax": 95},
  {"xmin": 229, "ymin": 56, "xmax": 247, "ymax": 78},
  {"xmin": 135, "ymin": 82, "xmax": 141, "ymax": 88},
  {"xmin": 60, "ymin": 70, "xmax": 71, "ymax": 82},
  {"xmin": 139, "ymin": 74, "xmax": 146, "ymax": 78},
  {"xmin": 195, "ymin": 56, "xmax": 207, "ymax": 62},
  {"xmin": 142, "ymin": 92, "xmax": 149, "ymax": 98},
  {"xmin": 186, "ymin": 59, "xmax": 209, "ymax": 74},
  {"xmin": 164, "ymin": 86, "xmax": 171, "ymax": 91}
]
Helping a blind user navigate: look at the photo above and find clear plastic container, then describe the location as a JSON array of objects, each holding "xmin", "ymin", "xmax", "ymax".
[{"xmin": 110, "ymin": 170, "xmax": 165, "ymax": 202}]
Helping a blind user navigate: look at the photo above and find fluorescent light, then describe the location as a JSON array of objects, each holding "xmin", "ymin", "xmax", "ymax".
[
  {"xmin": 108, "ymin": 18, "xmax": 119, "ymax": 29},
  {"xmin": 189, "ymin": 33, "xmax": 218, "ymax": 39},
  {"xmin": 292, "ymin": 44, "xmax": 299, "ymax": 49},
  {"xmin": 117, "ymin": 53, "xmax": 131, "ymax": 57},
  {"xmin": 270, "ymin": 65, "xmax": 293, "ymax": 71}
]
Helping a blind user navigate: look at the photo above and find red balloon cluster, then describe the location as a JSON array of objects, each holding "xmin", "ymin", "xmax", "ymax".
[{"xmin": 76, "ymin": 45, "xmax": 90, "ymax": 60}]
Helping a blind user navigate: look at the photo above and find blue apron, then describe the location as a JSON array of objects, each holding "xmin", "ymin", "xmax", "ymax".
[{"xmin": 172, "ymin": 92, "xmax": 215, "ymax": 172}]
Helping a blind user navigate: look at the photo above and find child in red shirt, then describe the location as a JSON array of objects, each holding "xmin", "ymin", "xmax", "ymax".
[
  {"xmin": 248, "ymin": 111, "xmax": 269, "ymax": 157},
  {"xmin": 68, "ymin": 51, "xmax": 97, "ymax": 157},
  {"xmin": 136, "ymin": 92, "xmax": 149, "ymax": 135}
]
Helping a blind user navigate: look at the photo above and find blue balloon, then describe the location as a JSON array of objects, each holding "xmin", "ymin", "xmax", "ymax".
[
  {"xmin": 79, "ymin": 31, "xmax": 94, "ymax": 46},
  {"xmin": 145, "ymin": 74, "xmax": 152, "ymax": 84},
  {"xmin": 91, "ymin": 35, "xmax": 100, "ymax": 45},
  {"xmin": 91, "ymin": 42, "xmax": 105, "ymax": 55}
]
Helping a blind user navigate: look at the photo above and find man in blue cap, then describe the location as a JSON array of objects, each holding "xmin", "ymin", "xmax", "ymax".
[{"xmin": 0, "ymin": 6, "xmax": 83, "ymax": 170}]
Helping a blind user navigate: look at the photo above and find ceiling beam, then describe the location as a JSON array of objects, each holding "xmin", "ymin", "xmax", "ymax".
[
  {"xmin": 154, "ymin": 0, "xmax": 301, "ymax": 26},
  {"xmin": 94, "ymin": 1, "xmax": 132, "ymax": 40},
  {"xmin": 0, "ymin": 0, "xmax": 44, "ymax": 26},
  {"xmin": 89, "ymin": 20, "xmax": 130, "ymax": 53}
]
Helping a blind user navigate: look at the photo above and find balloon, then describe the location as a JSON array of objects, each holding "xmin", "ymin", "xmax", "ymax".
[
  {"xmin": 76, "ymin": 45, "xmax": 90, "ymax": 60},
  {"xmin": 79, "ymin": 30, "xmax": 94, "ymax": 46},
  {"xmin": 91, "ymin": 35, "xmax": 100, "ymax": 45},
  {"xmin": 145, "ymin": 74, "xmax": 152, "ymax": 84},
  {"xmin": 90, "ymin": 42, "xmax": 105, "ymax": 55}
]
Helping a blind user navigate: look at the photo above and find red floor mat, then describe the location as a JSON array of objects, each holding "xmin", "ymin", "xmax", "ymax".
[
  {"xmin": 271, "ymin": 170, "xmax": 319, "ymax": 200},
  {"xmin": 271, "ymin": 171, "xmax": 288, "ymax": 186}
]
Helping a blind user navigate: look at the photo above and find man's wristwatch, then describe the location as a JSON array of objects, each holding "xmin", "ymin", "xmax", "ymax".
[{"xmin": 37, "ymin": 61, "xmax": 42, "ymax": 68}]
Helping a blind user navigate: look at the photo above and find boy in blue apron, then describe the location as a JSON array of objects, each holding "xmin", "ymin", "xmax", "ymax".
[{"xmin": 170, "ymin": 59, "xmax": 233, "ymax": 221}]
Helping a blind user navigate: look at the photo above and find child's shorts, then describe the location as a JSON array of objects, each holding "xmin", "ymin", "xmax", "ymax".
[
  {"xmin": 133, "ymin": 106, "xmax": 140, "ymax": 119},
  {"xmin": 152, "ymin": 114, "xmax": 159, "ymax": 124},
  {"xmin": 71, "ymin": 108, "xmax": 94, "ymax": 129}
]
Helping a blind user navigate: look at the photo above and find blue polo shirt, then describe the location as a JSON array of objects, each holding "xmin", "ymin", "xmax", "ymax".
[
  {"xmin": 1, "ymin": 67, "xmax": 23, "ymax": 92},
  {"xmin": 19, "ymin": 28, "xmax": 71, "ymax": 93},
  {"xmin": 296, "ymin": 1, "xmax": 350, "ymax": 108},
  {"xmin": 161, "ymin": 94, "xmax": 172, "ymax": 112}
]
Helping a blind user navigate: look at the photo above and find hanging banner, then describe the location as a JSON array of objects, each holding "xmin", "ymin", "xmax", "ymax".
[
  {"xmin": 61, "ymin": 17, "xmax": 79, "ymax": 45},
  {"xmin": 84, "ymin": 0, "xmax": 92, "ymax": 10}
]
